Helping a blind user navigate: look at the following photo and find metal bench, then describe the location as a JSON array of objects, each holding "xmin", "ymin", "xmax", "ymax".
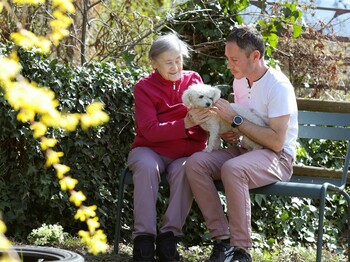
[{"xmin": 114, "ymin": 99, "xmax": 350, "ymax": 262}]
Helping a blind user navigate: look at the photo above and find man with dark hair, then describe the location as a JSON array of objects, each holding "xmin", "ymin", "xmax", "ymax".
[{"xmin": 185, "ymin": 24, "xmax": 298, "ymax": 262}]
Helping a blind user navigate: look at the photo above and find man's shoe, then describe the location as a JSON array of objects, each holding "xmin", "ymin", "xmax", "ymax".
[
  {"xmin": 156, "ymin": 231, "xmax": 180, "ymax": 262},
  {"xmin": 230, "ymin": 248, "xmax": 252, "ymax": 262},
  {"xmin": 133, "ymin": 235, "xmax": 155, "ymax": 262},
  {"xmin": 206, "ymin": 239, "xmax": 234, "ymax": 262}
]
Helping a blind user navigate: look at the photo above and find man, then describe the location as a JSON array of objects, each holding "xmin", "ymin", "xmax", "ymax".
[{"xmin": 185, "ymin": 25, "xmax": 298, "ymax": 262}]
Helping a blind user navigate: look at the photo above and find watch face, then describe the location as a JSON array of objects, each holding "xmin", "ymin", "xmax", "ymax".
[{"xmin": 234, "ymin": 115, "xmax": 243, "ymax": 125}]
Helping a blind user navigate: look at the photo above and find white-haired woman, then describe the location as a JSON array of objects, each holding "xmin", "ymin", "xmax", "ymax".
[{"xmin": 127, "ymin": 33, "xmax": 210, "ymax": 261}]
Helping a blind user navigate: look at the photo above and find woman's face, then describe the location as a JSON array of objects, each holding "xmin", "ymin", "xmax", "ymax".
[{"xmin": 151, "ymin": 50, "xmax": 183, "ymax": 82}]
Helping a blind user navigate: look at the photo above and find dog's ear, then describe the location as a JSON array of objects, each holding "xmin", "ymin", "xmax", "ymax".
[
  {"xmin": 182, "ymin": 89, "xmax": 192, "ymax": 107},
  {"xmin": 212, "ymin": 86, "xmax": 221, "ymax": 102}
]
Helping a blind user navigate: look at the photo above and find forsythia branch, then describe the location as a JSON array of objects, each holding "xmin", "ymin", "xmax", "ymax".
[{"xmin": 0, "ymin": 0, "xmax": 110, "ymax": 259}]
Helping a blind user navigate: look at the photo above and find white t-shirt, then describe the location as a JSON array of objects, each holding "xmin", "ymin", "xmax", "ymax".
[{"xmin": 232, "ymin": 67, "xmax": 298, "ymax": 159}]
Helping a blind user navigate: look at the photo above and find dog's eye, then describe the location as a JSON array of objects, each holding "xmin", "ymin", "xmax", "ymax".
[
  {"xmin": 210, "ymin": 97, "xmax": 214, "ymax": 101},
  {"xmin": 199, "ymin": 95, "xmax": 204, "ymax": 99}
]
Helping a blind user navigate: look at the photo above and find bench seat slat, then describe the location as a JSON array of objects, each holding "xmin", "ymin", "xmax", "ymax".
[{"xmin": 250, "ymin": 182, "xmax": 324, "ymax": 199}]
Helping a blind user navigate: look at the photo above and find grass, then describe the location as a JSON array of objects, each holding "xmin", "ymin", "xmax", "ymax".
[
  {"xmin": 68, "ymin": 241, "xmax": 348, "ymax": 261},
  {"xmin": 19, "ymin": 233, "xmax": 348, "ymax": 261}
]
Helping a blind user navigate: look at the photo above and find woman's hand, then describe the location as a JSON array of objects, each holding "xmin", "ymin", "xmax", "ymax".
[{"xmin": 185, "ymin": 108, "xmax": 211, "ymax": 129}]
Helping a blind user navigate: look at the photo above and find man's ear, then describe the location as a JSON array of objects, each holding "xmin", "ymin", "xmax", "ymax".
[{"xmin": 252, "ymin": 50, "xmax": 261, "ymax": 62}]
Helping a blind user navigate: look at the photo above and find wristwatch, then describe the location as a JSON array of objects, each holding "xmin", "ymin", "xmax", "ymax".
[{"xmin": 231, "ymin": 115, "xmax": 244, "ymax": 128}]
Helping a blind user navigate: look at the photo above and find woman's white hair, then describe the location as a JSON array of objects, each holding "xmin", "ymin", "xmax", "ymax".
[{"xmin": 149, "ymin": 33, "xmax": 190, "ymax": 60}]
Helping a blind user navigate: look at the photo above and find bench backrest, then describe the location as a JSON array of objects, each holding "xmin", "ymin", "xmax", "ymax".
[
  {"xmin": 298, "ymin": 111, "xmax": 350, "ymax": 140},
  {"xmin": 296, "ymin": 100, "xmax": 350, "ymax": 188}
]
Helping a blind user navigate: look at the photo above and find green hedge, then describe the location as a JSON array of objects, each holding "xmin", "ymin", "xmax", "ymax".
[{"xmin": 0, "ymin": 45, "xmax": 139, "ymax": 241}]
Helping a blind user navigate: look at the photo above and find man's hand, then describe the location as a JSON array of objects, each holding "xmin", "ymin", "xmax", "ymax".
[
  {"xmin": 220, "ymin": 130, "xmax": 240, "ymax": 144},
  {"xmin": 212, "ymin": 98, "xmax": 236, "ymax": 122}
]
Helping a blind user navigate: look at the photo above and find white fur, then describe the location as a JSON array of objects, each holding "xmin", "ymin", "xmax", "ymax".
[{"xmin": 182, "ymin": 83, "xmax": 265, "ymax": 152}]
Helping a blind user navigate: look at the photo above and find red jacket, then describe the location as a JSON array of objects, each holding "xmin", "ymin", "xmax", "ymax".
[{"xmin": 131, "ymin": 70, "xmax": 207, "ymax": 159}]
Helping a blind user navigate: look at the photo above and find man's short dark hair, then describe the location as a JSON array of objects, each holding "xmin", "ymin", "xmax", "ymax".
[{"xmin": 226, "ymin": 25, "xmax": 265, "ymax": 59}]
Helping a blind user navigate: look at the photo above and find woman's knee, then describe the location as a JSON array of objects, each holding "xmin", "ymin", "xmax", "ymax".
[{"xmin": 128, "ymin": 147, "xmax": 163, "ymax": 172}]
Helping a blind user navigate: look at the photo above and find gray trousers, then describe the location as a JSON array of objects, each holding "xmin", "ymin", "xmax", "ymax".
[
  {"xmin": 127, "ymin": 147, "xmax": 193, "ymax": 239},
  {"xmin": 185, "ymin": 147, "xmax": 293, "ymax": 248}
]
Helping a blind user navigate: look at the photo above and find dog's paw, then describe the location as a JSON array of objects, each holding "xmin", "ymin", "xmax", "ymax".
[{"xmin": 203, "ymin": 147, "xmax": 213, "ymax": 153}]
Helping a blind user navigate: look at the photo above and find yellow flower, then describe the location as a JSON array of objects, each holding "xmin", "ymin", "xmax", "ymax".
[
  {"xmin": 30, "ymin": 122, "xmax": 47, "ymax": 138},
  {"xmin": 49, "ymin": 30, "xmax": 69, "ymax": 46},
  {"xmin": 0, "ymin": 220, "xmax": 7, "ymax": 233},
  {"xmin": 81, "ymin": 102, "xmax": 109, "ymax": 130},
  {"xmin": 10, "ymin": 30, "xmax": 50, "ymax": 53},
  {"xmin": 86, "ymin": 102, "xmax": 103, "ymax": 114},
  {"xmin": 0, "ymin": 56, "xmax": 21, "ymax": 83},
  {"xmin": 36, "ymin": 37, "xmax": 52, "ymax": 53},
  {"xmin": 80, "ymin": 115, "xmax": 91, "ymax": 130},
  {"xmin": 10, "ymin": 30, "xmax": 37, "ymax": 50},
  {"xmin": 88, "ymin": 230, "xmax": 109, "ymax": 255},
  {"xmin": 59, "ymin": 114, "xmax": 80, "ymax": 132},
  {"xmin": 90, "ymin": 111, "xmax": 110, "ymax": 126},
  {"xmin": 74, "ymin": 205, "xmax": 97, "ymax": 222},
  {"xmin": 53, "ymin": 164, "xmax": 70, "ymax": 179},
  {"xmin": 0, "ymin": 251, "xmax": 22, "ymax": 261},
  {"xmin": 69, "ymin": 191, "xmax": 86, "ymax": 206},
  {"xmin": 52, "ymin": 0, "xmax": 75, "ymax": 13},
  {"xmin": 0, "ymin": 234, "xmax": 12, "ymax": 250},
  {"xmin": 45, "ymin": 150, "xmax": 64, "ymax": 167},
  {"xmin": 59, "ymin": 176, "xmax": 78, "ymax": 191},
  {"xmin": 52, "ymin": 10, "xmax": 73, "ymax": 24},
  {"xmin": 17, "ymin": 109, "xmax": 35, "ymax": 123},
  {"xmin": 41, "ymin": 137, "xmax": 57, "ymax": 151},
  {"xmin": 78, "ymin": 230, "xmax": 90, "ymax": 241},
  {"xmin": 86, "ymin": 217, "xmax": 100, "ymax": 234},
  {"xmin": 5, "ymin": 80, "xmax": 59, "ymax": 117},
  {"xmin": 41, "ymin": 110, "xmax": 61, "ymax": 127},
  {"xmin": 13, "ymin": 0, "xmax": 45, "ymax": 5},
  {"xmin": 78, "ymin": 229, "xmax": 108, "ymax": 255}
]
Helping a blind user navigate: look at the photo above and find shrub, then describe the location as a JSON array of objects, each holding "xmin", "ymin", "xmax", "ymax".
[
  {"xmin": 27, "ymin": 224, "xmax": 68, "ymax": 246},
  {"xmin": 0, "ymin": 45, "xmax": 140, "ymax": 241}
]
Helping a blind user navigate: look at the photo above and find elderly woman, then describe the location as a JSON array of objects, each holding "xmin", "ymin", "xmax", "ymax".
[{"xmin": 127, "ymin": 33, "xmax": 210, "ymax": 261}]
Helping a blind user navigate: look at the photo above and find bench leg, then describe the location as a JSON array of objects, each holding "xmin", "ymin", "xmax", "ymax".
[
  {"xmin": 316, "ymin": 187, "xmax": 327, "ymax": 262},
  {"xmin": 348, "ymin": 199, "xmax": 350, "ymax": 262},
  {"xmin": 114, "ymin": 168, "xmax": 129, "ymax": 255},
  {"xmin": 341, "ymin": 190, "xmax": 350, "ymax": 262}
]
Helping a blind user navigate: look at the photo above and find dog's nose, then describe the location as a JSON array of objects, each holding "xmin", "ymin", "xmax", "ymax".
[{"xmin": 205, "ymin": 102, "xmax": 211, "ymax": 107}]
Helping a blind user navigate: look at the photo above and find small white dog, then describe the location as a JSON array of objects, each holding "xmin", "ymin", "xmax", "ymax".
[{"xmin": 182, "ymin": 83, "xmax": 265, "ymax": 152}]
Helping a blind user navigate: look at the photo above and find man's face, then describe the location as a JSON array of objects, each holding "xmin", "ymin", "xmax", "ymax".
[
  {"xmin": 151, "ymin": 50, "xmax": 183, "ymax": 82},
  {"xmin": 225, "ymin": 42, "xmax": 254, "ymax": 80}
]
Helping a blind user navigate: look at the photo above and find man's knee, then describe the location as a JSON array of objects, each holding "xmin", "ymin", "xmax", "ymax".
[
  {"xmin": 184, "ymin": 152, "xmax": 206, "ymax": 182},
  {"xmin": 185, "ymin": 152, "xmax": 206, "ymax": 172},
  {"xmin": 221, "ymin": 160, "xmax": 245, "ymax": 182}
]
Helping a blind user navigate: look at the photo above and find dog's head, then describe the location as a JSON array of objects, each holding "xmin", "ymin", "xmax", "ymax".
[{"xmin": 182, "ymin": 84, "xmax": 221, "ymax": 108}]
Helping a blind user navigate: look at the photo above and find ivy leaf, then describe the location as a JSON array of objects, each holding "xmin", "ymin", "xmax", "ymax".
[{"xmin": 293, "ymin": 25, "xmax": 303, "ymax": 38}]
